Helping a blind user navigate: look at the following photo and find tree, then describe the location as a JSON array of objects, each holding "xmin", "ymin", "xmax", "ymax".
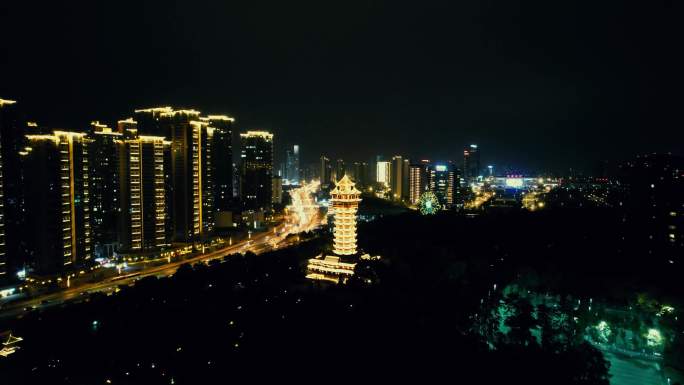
[
  {"xmin": 562, "ymin": 342, "xmax": 611, "ymax": 385},
  {"xmin": 505, "ymin": 295, "xmax": 539, "ymax": 347},
  {"xmin": 537, "ymin": 304, "xmax": 559, "ymax": 351}
]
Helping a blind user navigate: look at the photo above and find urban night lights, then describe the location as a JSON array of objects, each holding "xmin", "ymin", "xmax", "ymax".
[{"xmin": 0, "ymin": 1, "xmax": 682, "ymax": 385}]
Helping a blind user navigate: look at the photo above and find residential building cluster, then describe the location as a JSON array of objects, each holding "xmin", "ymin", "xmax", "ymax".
[{"xmin": 0, "ymin": 99, "xmax": 278, "ymax": 281}]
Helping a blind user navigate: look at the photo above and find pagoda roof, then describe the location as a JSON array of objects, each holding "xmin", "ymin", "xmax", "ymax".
[{"xmin": 330, "ymin": 175, "xmax": 361, "ymax": 195}]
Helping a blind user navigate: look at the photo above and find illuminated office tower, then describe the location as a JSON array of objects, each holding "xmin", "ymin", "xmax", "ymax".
[
  {"xmin": 409, "ymin": 161, "xmax": 430, "ymax": 205},
  {"xmin": 201, "ymin": 116, "xmax": 233, "ymax": 218},
  {"xmin": 88, "ymin": 122, "xmax": 121, "ymax": 258},
  {"xmin": 320, "ymin": 155, "xmax": 332, "ymax": 187},
  {"xmin": 430, "ymin": 163, "xmax": 457, "ymax": 208},
  {"xmin": 118, "ymin": 126, "xmax": 171, "ymax": 252},
  {"xmin": 22, "ymin": 132, "xmax": 92, "ymax": 274},
  {"xmin": 376, "ymin": 160, "xmax": 390, "ymax": 187},
  {"xmin": 306, "ymin": 175, "xmax": 362, "ymax": 283},
  {"xmin": 335, "ymin": 159, "xmax": 345, "ymax": 181},
  {"xmin": 463, "ymin": 144, "xmax": 480, "ymax": 181},
  {"xmin": 285, "ymin": 145, "xmax": 300, "ymax": 185},
  {"xmin": 240, "ymin": 131, "xmax": 274, "ymax": 212}
]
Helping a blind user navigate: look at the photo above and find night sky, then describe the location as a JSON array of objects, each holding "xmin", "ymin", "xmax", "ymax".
[{"xmin": 1, "ymin": 1, "xmax": 680, "ymax": 172}]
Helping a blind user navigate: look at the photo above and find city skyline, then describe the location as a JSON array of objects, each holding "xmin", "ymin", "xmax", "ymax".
[
  {"xmin": 0, "ymin": 2, "xmax": 682, "ymax": 384},
  {"xmin": 1, "ymin": 1, "xmax": 680, "ymax": 172}
]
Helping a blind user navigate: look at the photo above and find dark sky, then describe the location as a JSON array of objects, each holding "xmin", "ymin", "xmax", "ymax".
[{"xmin": 1, "ymin": 0, "xmax": 681, "ymax": 172}]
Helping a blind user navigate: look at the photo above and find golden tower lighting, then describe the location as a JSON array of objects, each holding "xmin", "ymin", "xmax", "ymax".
[
  {"xmin": 306, "ymin": 175, "xmax": 364, "ymax": 284},
  {"xmin": 330, "ymin": 175, "xmax": 361, "ymax": 255}
]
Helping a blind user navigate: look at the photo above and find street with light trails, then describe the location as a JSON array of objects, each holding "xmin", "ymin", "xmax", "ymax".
[{"xmin": 0, "ymin": 181, "xmax": 323, "ymax": 321}]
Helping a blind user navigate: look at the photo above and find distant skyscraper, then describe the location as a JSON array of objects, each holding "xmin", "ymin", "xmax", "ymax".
[
  {"xmin": 278, "ymin": 162, "xmax": 285, "ymax": 177},
  {"xmin": 335, "ymin": 159, "xmax": 345, "ymax": 181},
  {"xmin": 402, "ymin": 159, "xmax": 409, "ymax": 200},
  {"xmin": 232, "ymin": 163, "xmax": 240, "ymax": 198},
  {"xmin": 285, "ymin": 145, "xmax": 300, "ymax": 185},
  {"xmin": 118, "ymin": 124, "xmax": 171, "ymax": 252},
  {"xmin": 272, "ymin": 175, "xmax": 283, "ymax": 204},
  {"xmin": 22, "ymin": 131, "xmax": 93, "ymax": 274},
  {"xmin": 320, "ymin": 156, "xmax": 332, "ymax": 187},
  {"xmin": 409, "ymin": 161, "xmax": 430, "ymax": 205},
  {"xmin": 240, "ymin": 131, "xmax": 274, "ymax": 212},
  {"xmin": 352, "ymin": 162, "xmax": 369, "ymax": 188},
  {"xmin": 430, "ymin": 163, "xmax": 457, "ymax": 208},
  {"xmin": 301, "ymin": 163, "xmax": 317, "ymax": 183},
  {"xmin": 390, "ymin": 155, "xmax": 408, "ymax": 201},
  {"xmin": 376, "ymin": 160, "xmax": 390, "ymax": 187},
  {"xmin": 88, "ymin": 122, "xmax": 121, "ymax": 258},
  {"xmin": 463, "ymin": 144, "xmax": 480, "ymax": 181}
]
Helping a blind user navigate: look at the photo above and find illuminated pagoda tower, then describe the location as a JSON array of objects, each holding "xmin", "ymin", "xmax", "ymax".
[{"xmin": 306, "ymin": 175, "xmax": 362, "ymax": 283}]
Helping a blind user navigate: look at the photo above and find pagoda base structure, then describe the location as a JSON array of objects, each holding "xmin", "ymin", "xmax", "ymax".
[
  {"xmin": 306, "ymin": 252, "xmax": 376, "ymax": 284},
  {"xmin": 306, "ymin": 254, "xmax": 357, "ymax": 284}
]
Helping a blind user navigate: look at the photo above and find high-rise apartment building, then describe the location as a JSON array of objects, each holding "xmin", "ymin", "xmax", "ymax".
[
  {"xmin": 240, "ymin": 131, "xmax": 274, "ymax": 212},
  {"xmin": 117, "ymin": 121, "xmax": 171, "ymax": 252},
  {"xmin": 390, "ymin": 155, "xmax": 408, "ymax": 201},
  {"xmin": 135, "ymin": 108, "xmax": 213, "ymax": 242},
  {"xmin": 0, "ymin": 99, "xmax": 28, "ymax": 281},
  {"xmin": 21, "ymin": 132, "xmax": 92, "ymax": 274},
  {"xmin": 202, "ymin": 115, "xmax": 235, "ymax": 213},
  {"xmin": 201, "ymin": 115, "xmax": 234, "ymax": 223},
  {"xmin": 430, "ymin": 163, "xmax": 457, "ymax": 208},
  {"xmin": 409, "ymin": 160, "xmax": 430, "ymax": 205},
  {"xmin": 0, "ymin": 99, "xmax": 16, "ymax": 279},
  {"xmin": 88, "ymin": 122, "xmax": 121, "ymax": 258},
  {"xmin": 402, "ymin": 159, "xmax": 410, "ymax": 200}
]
